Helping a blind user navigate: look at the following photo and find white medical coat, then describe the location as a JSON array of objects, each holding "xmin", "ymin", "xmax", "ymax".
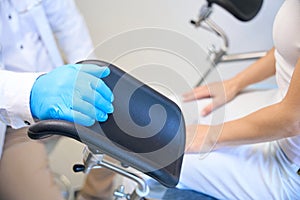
[{"xmin": 0, "ymin": 0, "xmax": 95, "ymax": 157}]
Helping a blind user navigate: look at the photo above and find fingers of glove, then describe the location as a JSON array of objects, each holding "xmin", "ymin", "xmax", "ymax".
[
  {"xmin": 81, "ymin": 91, "xmax": 114, "ymax": 114},
  {"xmin": 74, "ymin": 69, "xmax": 113, "ymax": 103},
  {"xmin": 73, "ymin": 98, "xmax": 109, "ymax": 122},
  {"xmin": 61, "ymin": 108, "xmax": 96, "ymax": 127},
  {"xmin": 74, "ymin": 64, "xmax": 111, "ymax": 78},
  {"xmin": 77, "ymin": 87, "xmax": 113, "ymax": 114},
  {"xmin": 72, "ymin": 73, "xmax": 113, "ymax": 115},
  {"xmin": 90, "ymin": 77, "xmax": 114, "ymax": 102},
  {"xmin": 46, "ymin": 98, "xmax": 108, "ymax": 125},
  {"xmin": 36, "ymin": 102, "xmax": 95, "ymax": 126}
]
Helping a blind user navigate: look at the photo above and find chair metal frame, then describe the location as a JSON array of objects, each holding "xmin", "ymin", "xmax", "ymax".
[
  {"xmin": 191, "ymin": 1, "xmax": 266, "ymax": 86},
  {"xmin": 73, "ymin": 147, "xmax": 149, "ymax": 200}
]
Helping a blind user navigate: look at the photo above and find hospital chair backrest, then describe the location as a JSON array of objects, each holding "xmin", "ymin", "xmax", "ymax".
[
  {"xmin": 207, "ymin": 0, "xmax": 263, "ymax": 21},
  {"xmin": 28, "ymin": 60, "xmax": 186, "ymax": 188}
]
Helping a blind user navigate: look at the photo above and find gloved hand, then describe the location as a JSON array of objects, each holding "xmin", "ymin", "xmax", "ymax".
[{"xmin": 30, "ymin": 64, "xmax": 114, "ymax": 126}]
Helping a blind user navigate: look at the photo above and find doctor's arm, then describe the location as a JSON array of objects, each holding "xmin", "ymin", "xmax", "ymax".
[
  {"xmin": 0, "ymin": 64, "xmax": 113, "ymax": 129},
  {"xmin": 186, "ymin": 57, "xmax": 300, "ymax": 153},
  {"xmin": 183, "ymin": 48, "xmax": 276, "ymax": 116}
]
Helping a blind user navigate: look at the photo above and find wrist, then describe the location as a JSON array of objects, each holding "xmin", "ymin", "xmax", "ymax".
[
  {"xmin": 230, "ymin": 75, "xmax": 247, "ymax": 94},
  {"xmin": 204, "ymin": 124, "xmax": 224, "ymax": 151},
  {"xmin": 186, "ymin": 124, "xmax": 222, "ymax": 153},
  {"xmin": 30, "ymin": 73, "xmax": 46, "ymax": 119}
]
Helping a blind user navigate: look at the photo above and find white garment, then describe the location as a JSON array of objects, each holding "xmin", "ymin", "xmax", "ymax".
[
  {"xmin": 273, "ymin": 0, "xmax": 300, "ymax": 167},
  {"xmin": 178, "ymin": 0, "xmax": 300, "ymax": 199},
  {"xmin": 0, "ymin": 0, "xmax": 94, "ymax": 157},
  {"xmin": 178, "ymin": 142, "xmax": 300, "ymax": 199}
]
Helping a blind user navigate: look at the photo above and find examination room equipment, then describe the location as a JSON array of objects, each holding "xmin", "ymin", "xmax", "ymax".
[
  {"xmin": 27, "ymin": 0, "xmax": 266, "ymax": 199},
  {"xmin": 28, "ymin": 60, "xmax": 186, "ymax": 200},
  {"xmin": 191, "ymin": 0, "xmax": 265, "ymax": 86}
]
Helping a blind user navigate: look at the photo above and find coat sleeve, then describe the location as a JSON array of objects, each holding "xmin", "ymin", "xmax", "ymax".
[
  {"xmin": 42, "ymin": 0, "xmax": 96, "ymax": 63},
  {"xmin": 0, "ymin": 70, "xmax": 42, "ymax": 128}
]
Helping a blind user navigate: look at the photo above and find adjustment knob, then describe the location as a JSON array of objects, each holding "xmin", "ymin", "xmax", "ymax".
[{"xmin": 73, "ymin": 164, "xmax": 85, "ymax": 173}]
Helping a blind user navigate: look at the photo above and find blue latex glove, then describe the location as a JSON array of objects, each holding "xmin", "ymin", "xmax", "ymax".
[{"xmin": 30, "ymin": 64, "xmax": 114, "ymax": 126}]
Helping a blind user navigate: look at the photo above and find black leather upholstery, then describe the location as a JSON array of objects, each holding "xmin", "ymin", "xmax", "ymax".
[
  {"xmin": 207, "ymin": 0, "xmax": 263, "ymax": 21},
  {"xmin": 28, "ymin": 60, "xmax": 186, "ymax": 188}
]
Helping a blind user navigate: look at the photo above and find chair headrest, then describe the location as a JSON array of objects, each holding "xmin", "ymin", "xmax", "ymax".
[{"xmin": 207, "ymin": 0, "xmax": 263, "ymax": 21}]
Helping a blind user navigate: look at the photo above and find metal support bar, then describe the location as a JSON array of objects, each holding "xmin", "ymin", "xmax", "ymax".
[
  {"xmin": 191, "ymin": 4, "xmax": 267, "ymax": 87},
  {"xmin": 221, "ymin": 51, "xmax": 267, "ymax": 62},
  {"xmin": 81, "ymin": 147, "xmax": 149, "ymax": 200}
]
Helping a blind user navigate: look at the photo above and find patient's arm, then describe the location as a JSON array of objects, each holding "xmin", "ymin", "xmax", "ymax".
[
  {"xmin": 187, "ymin": 58, "xmax": 300, "ymax": 153},
  {"xmin": 183, "ymin": 48, "xmax": 276, "ymax": 116},
  {"xmin": 232, "ymin": 47, "xmax": 276, "ymax": 92}
]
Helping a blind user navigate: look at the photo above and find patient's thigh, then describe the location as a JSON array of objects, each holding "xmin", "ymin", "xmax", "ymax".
[
  {"xmin": 177, "ymin": 142, "xmax": 294, "ymax": 200},
  {"xmin": 0, "ymin": 127, "xmax": 64, "ymax": 200}
]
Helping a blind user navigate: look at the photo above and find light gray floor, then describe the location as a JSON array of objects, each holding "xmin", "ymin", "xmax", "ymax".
[
  {"xmin": 48, "ymin": 137, "xmax": 137, "ymax": 200},
  {"xmin": 48, "ymin": 138, "xmax": 86, "ymax": 199}
]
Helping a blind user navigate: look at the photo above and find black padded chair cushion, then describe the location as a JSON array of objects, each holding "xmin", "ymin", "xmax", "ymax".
[
  {"xmin": 207, "ymin": 0, "xmax": 263, "ymax": 21},
  {"xmin": 28, "ymin": 60, "xmax": 186, "ymax": 188}
]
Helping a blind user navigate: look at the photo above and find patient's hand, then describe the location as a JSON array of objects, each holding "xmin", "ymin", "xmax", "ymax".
[
  {"xmin": 182, "ymin": 79, "xmax": 240, "ymax": 116},
  {"xmin": 185, "ymin": 124, "xmax": 208, "ymax": 153},
  {"xmin": 185, "ymin": 124, "xmax": 222, "ymax": 154}
]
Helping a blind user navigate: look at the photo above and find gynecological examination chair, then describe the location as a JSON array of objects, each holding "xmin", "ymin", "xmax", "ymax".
[
  {"xmin": 27, "ymin": 0, "xmax": 264, "ymax": 199},
  {"xmin": 28, "ymin": 60, "xmax": 186, "ymax": 200}
]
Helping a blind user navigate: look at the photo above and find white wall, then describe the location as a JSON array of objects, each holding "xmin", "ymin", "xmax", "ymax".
[{"xmin": 75, "ymin": 0, "xmax": 284, "ymax": 95}]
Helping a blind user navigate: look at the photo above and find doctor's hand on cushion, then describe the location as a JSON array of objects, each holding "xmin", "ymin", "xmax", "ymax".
[{"xmin": 30, "ymin": 64, "xmax": 114, "ymax": 126}]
